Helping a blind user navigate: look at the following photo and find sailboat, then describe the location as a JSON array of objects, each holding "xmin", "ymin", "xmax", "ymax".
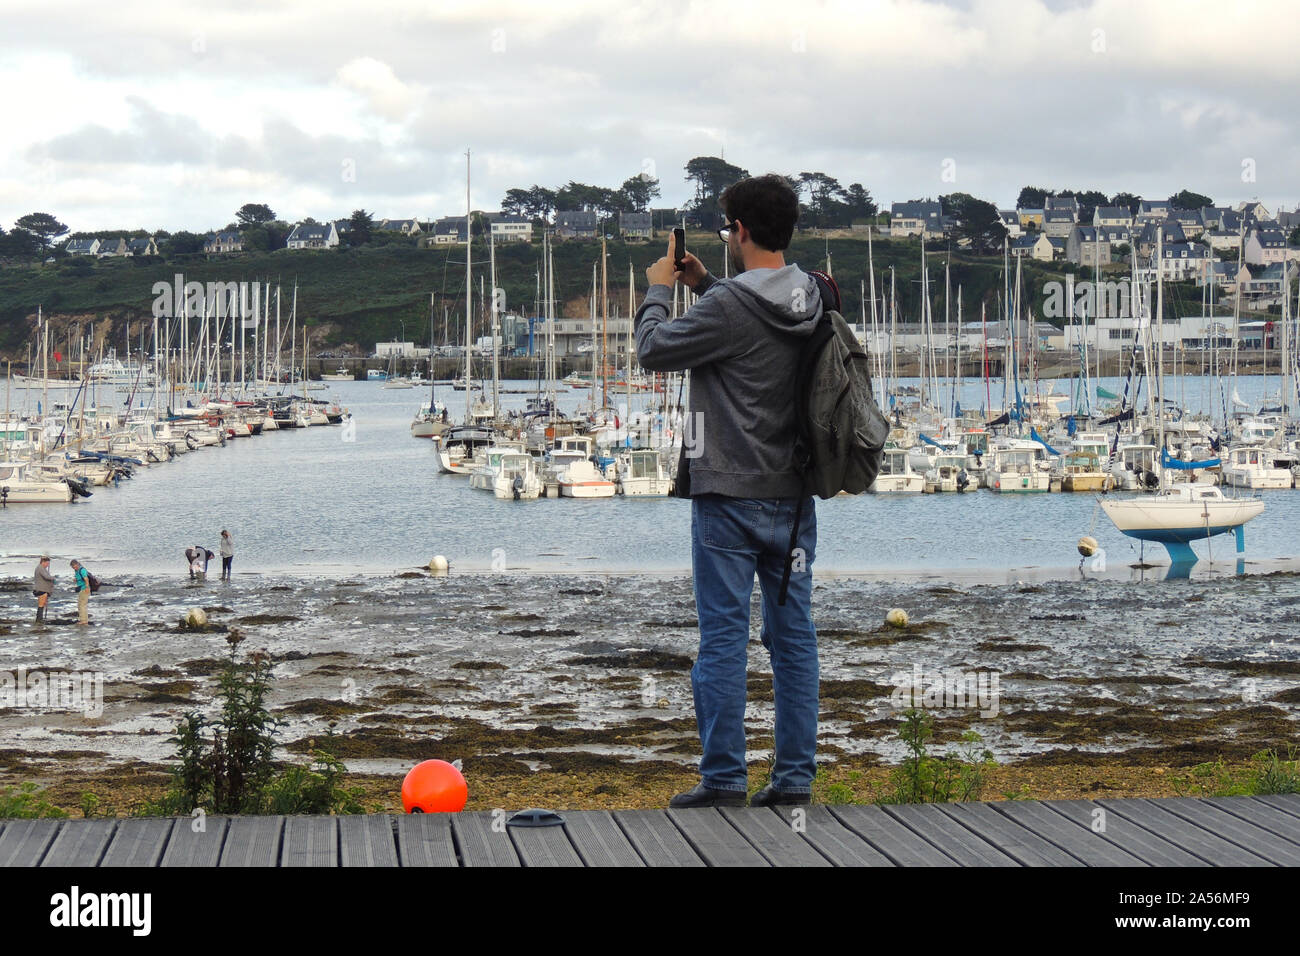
[
  {"xmin": 1100, "ymin": 228, "xmax": 1264, "ymax": 564},
  {"xmin": 412, "ymin": 295, "xmax": 448, "ymax": 438}
]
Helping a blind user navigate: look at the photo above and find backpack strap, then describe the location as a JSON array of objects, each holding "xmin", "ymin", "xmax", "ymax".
[
  {"xmin": 777, "ymin": 268, "xmax": 835, "ymax": 607},
  {"xmin": 777, "ymin": 479, "xmax": 807, "ymax": 607},
  {"xmin": 806, "ymin": 269, "xmax": 842, "ymax": 314}
]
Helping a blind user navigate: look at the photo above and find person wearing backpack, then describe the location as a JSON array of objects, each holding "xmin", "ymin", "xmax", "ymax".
[
  {"xmin": 634, "ymin": 174, "xmax": 829, "ymax": 809},
  {"xmin": 70, "ymin": 559, "xmax": 91, "ymax": 625}
]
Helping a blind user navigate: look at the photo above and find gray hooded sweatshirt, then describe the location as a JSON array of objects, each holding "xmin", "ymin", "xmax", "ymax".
[{"xmin": 634, "ymin": 265, "xmax": 821, "ymax": 498}]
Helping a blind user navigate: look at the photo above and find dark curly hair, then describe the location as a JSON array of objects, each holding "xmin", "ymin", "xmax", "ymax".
[{"xmin": 720, "ymin": 174, "xmax": 800, "ymax": 252}]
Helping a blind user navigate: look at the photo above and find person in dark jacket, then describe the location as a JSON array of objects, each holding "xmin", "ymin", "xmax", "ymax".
[
  {"xmin": 33, "ymin": 556, "xmax": 54, "ymax": 623},
  {"xmin": 635, "ymin": 174, "xmax": 821, "ymax": 809}
]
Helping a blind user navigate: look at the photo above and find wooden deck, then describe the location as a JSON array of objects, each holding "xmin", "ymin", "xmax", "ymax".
[{"xmin": 3, "ymin": 794, "xmax": 1297, "ymax": 867}]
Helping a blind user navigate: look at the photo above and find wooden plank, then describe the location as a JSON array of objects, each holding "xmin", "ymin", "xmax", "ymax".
[
  {"xmin": 219, "ymin": 817, "xmax": 283, "ymax": 867},
  {"xmin": 101, "ymin": 819, "xmax": 174, "ymax": 867},
  {"xmin": 41, "ymin": 820, "xmax": 117, "ymax": 867},
  {"xmin": 562, "ymin": 811, "xmax": 645, "ymax": 867},
  {"xmin": 611, "ymin": 810, "xmax": 705, "ymax": 868},
  {"xmin": 667, "ymin": 808, "xmax": 769, "ymax": 867},
  {"xmin": 451, "ymin": 812, "xmax": 520, "ymax": 868},
  {"xmin": 1043, "ymin": 800, "xmax": 1207, "ymax": 867},
  {"xmin": 280, "ymin": 816, "xmax": 337, "ymax": 867},
  {"xmin": 882, "ymin": 804, "xmax": 1021, "ymax": 866},
  {"xmin": 340, "ymin": 815, "xmax": 398, "ymax": 868},
  {"xmin": 1207, "ymin": 796, "xmax": 1300, "ymax": 842},
  {"xmin": 1096, "ymin": 799, "xmax": 1275, "ymax": 866},
  {"xmin": 940, "ymin": 803, "xmax": 1085, "ymax": 867},
  {"xmin": 1251, "ymin": 794, "xmax": 1300, "ymax": 820},
  {"xmin": 396, "ymin": 813, "xmax": 460, "ymax": 867},
  {"xmin": 1154, "ymin": 798, "xmax": 1300, "ymax": 866},
  {"xmin": 0, "ymin": 819, "xmax": 62, "ymax": 867},
  {"xmin": 509, "ymin": 820, "xmax": 585, "ymax": 867},
  {"xmin": 766, "ymin": 806, "xmax": 896, "ymax": 867},
  {"xmin": 160, "ymin": 816, "xmax": 228, "ymax": 867},
  {"xmin": 718, "ymin": 807, "xmax": 832, "ymax": 867},
  {"xmin": 991, "ymin": 801, "xmax": 1148, "ymax": 866},
  {"xmin": 829, "ymin": 805, "xmax": 958, "ymax": 866}
]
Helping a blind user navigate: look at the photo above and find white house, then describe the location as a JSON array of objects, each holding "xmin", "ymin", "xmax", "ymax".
[
  {"xmin": 204, "ymin": 231, "xmax": 244, "ymax": 254},
  {"xmin": 286, "ymin": 221, "xmax": 340, "ymax": 250},
  {"xmin": 1244, "ymin": 226, "xmax": 1288, "ymax": 266},
  {"xmin": 1156, "ymin": 241, "xmax": 1212, "ymax": 281},
  {"xmin": 378, "ymin": 218, "xmax": 422, "ymax": 236},
  {"xmin": 96, "ymin": 238, "xmax": 126, "ymax": 258},
  {"xmin": 488, "ymin": 214, "xmax": 532, "ymax": 243},
  {"xmin": 889, "ymin": 201, "xmax": 943, "ymax": 238},
  {"xmin": 63, "ymin": 237, "xmax": 100, "ymax": 256}
]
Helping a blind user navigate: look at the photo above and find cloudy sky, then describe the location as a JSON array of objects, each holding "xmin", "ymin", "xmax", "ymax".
[{"xmin": 2, "ymin": 0, "xmax": 1298, "ymax": 234}]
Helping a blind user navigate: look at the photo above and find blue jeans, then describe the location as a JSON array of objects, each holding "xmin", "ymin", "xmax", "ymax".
[{"xmin": 690, "ymin": 493, "xmax": 818, "ymax": 794}]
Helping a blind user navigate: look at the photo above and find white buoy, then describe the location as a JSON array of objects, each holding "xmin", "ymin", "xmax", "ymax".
[
  {"xmin": 1077, "ymin": 535, "xmax": 1099, "ymax": 558},
  {"xmin": 183, "ymin": 607, "xmax": 208, "ymax": 629},
  {"xmin": 885, "ymin": 608, "xmax": 909, "ymax": 629},
  {"xmin": 427, "ymin": 555, "xmax": 449, "ymax": 575}
]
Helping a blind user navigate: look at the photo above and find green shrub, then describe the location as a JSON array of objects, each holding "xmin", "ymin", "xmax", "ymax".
[
  {"xmin": 878, "ymin": 709, "xmax": 994, "ymax": 804},
  {"xmin": 0, "ymin": 783, "xmax": 68, "ymax": 819}
]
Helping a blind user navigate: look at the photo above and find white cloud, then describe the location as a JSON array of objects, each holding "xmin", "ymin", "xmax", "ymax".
[{"xmin": 1, "ymin": 0, "xmax": 1299, "ymax": 232}]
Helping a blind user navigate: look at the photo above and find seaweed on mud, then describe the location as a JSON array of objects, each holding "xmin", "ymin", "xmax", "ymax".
[
  {"xmin": 274, "ymin": 698, "xmax": 369, "ymax": 717},
  {"xmin": 563, "ymin": 650, "xmax": 693, "ymax": 670},
  {"xmin": 451, "ymin": 660, "xmax": 507, "ymax": 670},
  {"xmin": 501, "ymin": 627, "xmax": 580, "ymax": 637},
  {"xmin": 976, "ymin": 641, "xmax": 1051, "ymax": 652},
  {"xmin": 820, "ymin": 678, "xmax": 893, "ymax": 700},
  {"xmin": 640, "ymin": 619, "xmax": 697, "ymax": 628},
  {"xmin": 238, "ymin": 614, "xmax": 301, "ymax": 625},
  {"xmin": 1183, "ymin": 658, "xmax": 1300, "ymax": 677}
]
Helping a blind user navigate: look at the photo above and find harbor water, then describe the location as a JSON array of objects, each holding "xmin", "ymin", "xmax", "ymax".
[{"xmin": 3, "ymin": 375, "xmax": 1300, "ymax": 582}]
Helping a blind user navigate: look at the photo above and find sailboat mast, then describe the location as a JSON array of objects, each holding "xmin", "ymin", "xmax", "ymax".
[
  {"xmin": 464, "ymin": 149, "xmax": 473, "ymax": 425},
  {"xmin": 601, "ymin": 238, "xmax": 609, "ymax": 412},
  {"xmin": 489, "ymin": 231, "xmax": 500, "ymax": 418}
]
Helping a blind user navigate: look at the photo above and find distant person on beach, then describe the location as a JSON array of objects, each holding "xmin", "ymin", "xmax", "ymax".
[
  {"xmin": 184, "ymin": 546, "xmax": 199, "ymax": 580},
  {"xmin": 219, "ymin": 530, "xmax": 234, "ymax": 580},
  {"xmin": 635, "ymin": 175, "xmax": 821, "ymax": 809},
  {"xmin": 33, "ymin": 556, "xmax": 54, "ymax": 623},
  {"xmin": 190, "ymin": 547, "xmax": 206, "ymax": 582},
  {"xmin": 70, "ymin": 559, "xmax": 90, "ymax": 625}
]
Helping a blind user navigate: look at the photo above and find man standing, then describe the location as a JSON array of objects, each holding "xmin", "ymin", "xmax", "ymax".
[
  {"xmin": 219, "ymin": 530, "xmax": 234, "ymax": 580},
  {"xmin": 635, "ymin": 174, "xmax": 821, "ymax": 808},
  {"xmin": 33, "ymin": 556, "xmax": 54, "ymax": 623},
  {"xmin": 70, "ymin": 559, "xmax": 90, "ymax": 625}
]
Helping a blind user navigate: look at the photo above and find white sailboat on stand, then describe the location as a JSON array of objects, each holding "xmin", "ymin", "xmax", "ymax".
[{"xmin": 1100, "ymin": 228, "xmax": 1264, "ymax": 566}]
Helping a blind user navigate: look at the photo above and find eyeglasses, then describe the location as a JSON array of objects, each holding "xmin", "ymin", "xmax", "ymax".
[{"xmin": 717, "ymin": 220, "xmax": 739, "ymax": 242}]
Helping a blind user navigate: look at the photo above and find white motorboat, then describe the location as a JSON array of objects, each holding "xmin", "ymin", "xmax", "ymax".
[
  {"xmin": 1221, "ymin": 445, "xmax": 1292, "ymax": 490},
  {"xmin": 321, "ymin": 367, "xmax": 352, "ymax": 382},
  {"xmin": 615, "ymin": 448, "xmax": 672, "ymax": 497},
  {"xmin": 0, "ymin": 461, "xmax": 77, "ymax": 503},
  {"xmin": 870, "ymin": 447, "xmax": 925, "ymax": 493},
  {"xmin": 558, "ymin": 457, "xmax": 616, "ymax": 497},
  {"xmin": 985, "ymin": 439, "xmax": 1052, "ymax": 493},
  {"xmin": 923, "ymin": 452, "xmax": 972, "ymax": 493}
]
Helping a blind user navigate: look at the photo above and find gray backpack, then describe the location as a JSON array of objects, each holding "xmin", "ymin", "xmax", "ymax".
[{"xmin": 778, "ymin": 271, "xmax": 889, "ymax": 603}]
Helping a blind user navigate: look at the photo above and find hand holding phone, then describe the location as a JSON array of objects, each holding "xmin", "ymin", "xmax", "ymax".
[{"xmin": 673, "ymin": 228, "xmax": 686, "ymax": 272}]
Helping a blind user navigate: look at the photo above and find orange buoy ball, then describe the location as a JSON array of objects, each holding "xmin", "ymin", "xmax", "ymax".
[{"xmin": 401, "ymin": 759, "xmax": 468, "ymax": 813}]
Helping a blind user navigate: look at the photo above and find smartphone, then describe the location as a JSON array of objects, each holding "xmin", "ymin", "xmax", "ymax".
[{"xmin": 673, "ymin": 228, "xmax": 686, "ymax": 272}]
